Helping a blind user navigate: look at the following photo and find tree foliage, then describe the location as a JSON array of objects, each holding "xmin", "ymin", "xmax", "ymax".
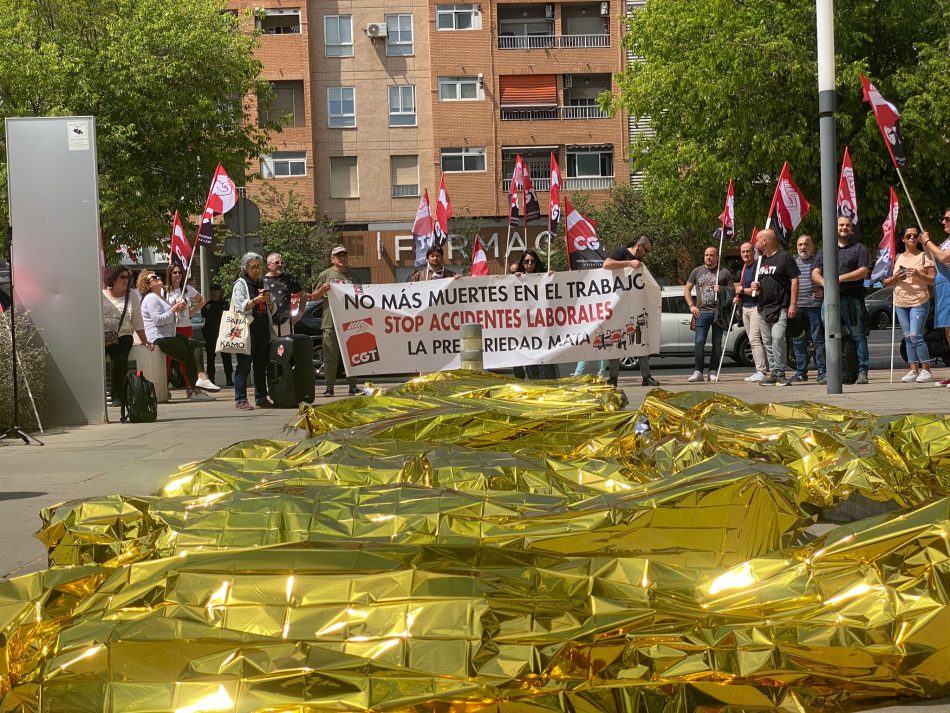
[
  {"xmin": 609, "ymin": 0, "xmax": 950, "ymax": 247},
  {"xmin": 0, "ymin": 0, "xmax": 274, "ymax": 254}
]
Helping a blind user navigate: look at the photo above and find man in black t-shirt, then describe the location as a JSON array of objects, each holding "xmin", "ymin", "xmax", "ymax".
[
  {"xmin": 264, "ymin": 253, "xmax": 307, "ymax": 338},
  {"xmin": 750, "ymin": 229, "xmax": 799, "ymax": 386},
  {"xmin": 601, "ymin": 235, "xmax": 659, "ymax": 387}
]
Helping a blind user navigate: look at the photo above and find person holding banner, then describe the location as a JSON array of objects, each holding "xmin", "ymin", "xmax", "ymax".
[
  {"xmin": 734, "ymin": 242, "xmax": 769, "ymax": 382},
  {"xmin": 516, "ymin": 251, "xmax": 558, "ymax": 379},
  {"xmin": 685, "ymin": 246, "xmax": 732, "ymax": 383},
  {"xmin": 231, "ymin": 253, "xmax": 275, "ymax": 410},
  {"xmin": 919, "ymin": 209, "xmax": 950, "ymax": 386},
  {"xmin": 603, "ymin": 235, "xmax": 659, "ymax": 387},
  {"xmin": 812, "ymin": 216, "xmax": 872, "ymax": 385},
  {"xmin": 883, "ymin": 226, "xmax": 935, "ymax": 384},
  {"xmin": 409, "ymin": 246, "xmax": 457, "ymax": 282},
  {"xmin": 312, "ymin": 246, "xmax": 360, "ymax": 396}
]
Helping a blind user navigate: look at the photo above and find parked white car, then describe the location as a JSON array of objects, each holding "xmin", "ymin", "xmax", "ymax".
[{"xmin": 619, "ymin": 286, "xmax": 752, "ymax": 369}]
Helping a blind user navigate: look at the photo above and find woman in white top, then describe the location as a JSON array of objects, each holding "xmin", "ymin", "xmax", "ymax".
[
  {"xmin": 102, "ymin": 266, "xmax": 152, "ymax": 404},
  {"xmin": 163, "ymin": 263, "xmax": 205, "ymax": 389},
  {"xmin": 137, "ymin": 271, "xmax": 219, "ymax": 401}
]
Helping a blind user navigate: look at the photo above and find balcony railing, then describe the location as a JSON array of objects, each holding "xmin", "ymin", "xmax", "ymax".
[
  {"xmin": 498, "ymin": 34, "xmax": 609, "ymax": 50},
  {"xmin": 502, "ymin": 177, "xmax": 551, "ymax": 192},
  {"xmin": 563, "ymin": 176, "xmax": 614, "ymax": 190},
  {"xmin": 500, "ymin": 105, "xmax": 609, "ymax": 121}
]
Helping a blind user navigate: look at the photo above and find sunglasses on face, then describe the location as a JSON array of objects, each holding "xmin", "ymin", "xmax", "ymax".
[
  {"xmin": 941, "ymin": 216, "xmax": 950, "ymax": 223},
  {"xmin": 149, "ymin": 275, "xmax": 162, "ymax": 282}
]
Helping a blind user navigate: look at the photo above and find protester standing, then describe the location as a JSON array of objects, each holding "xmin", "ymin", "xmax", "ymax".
[
  {"xmin": 791, "ymin": 235, "xmax": 826, "ymax": 384},
  {"xmin": 231, "ymin": 253, "xmax": 275, "ymax": 410},
  {"xmin": 516, "ymin": 251, "xmax": 557, "ymax": 379},
  {"xmin": 602, "ymin": 235, "xmax": 659, "ymax": 386},
  {"xmin": 409, "ymin": 246, "xmax": 457, "ymax": 282},
  {"xmin": 734, "ymin": 242, "xmax": 769, "ymax": 382},
  {"xmin": 917, "ymin": 210, "xmax": 950, "ymax": 385},
  {"xmin": 102, "ymin": 266, "xmax": 151, "ymax": 405},
  {"xmin": 812, "ymin": 216, "xmax": 872, "ymax": 384},
  {"xmin": 264, "ymin": 252, "xmax": 307, "ymax": 338},
  {"xmin": 685, "ymin": 246, "xmax": 732, "ymax": 383},
  {"xmin": 749, "ymin": 229, "xmax": 799, "ymax": 386},
  {"xmin": 312, "ymin": 246, "xmax": 360, "ymax": 396},
  {"xmin": 200, "ymin": 284, "xmax": 233, "ymax": 386}
]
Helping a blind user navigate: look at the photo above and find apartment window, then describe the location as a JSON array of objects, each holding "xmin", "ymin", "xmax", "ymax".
[
  {"xmin": 567, "ymin": 147, "xmax": 613, "ymax": 177},
  {"xmin": 438, "ymin": 77, "xmax": 482, "ymax": 101},
  {"xmin": 330, "ymin": 157, "xmax": 359, "ymax": 198},
  {"xmin": 259, "ymin": 80, "xmax": 305, "ymax": 127},
  {"xmin": 437, "ymin": 4, "xmax": 478, "ymax": 30},
  {"xmin": 385, "ymin": 14, "xmax": 413, "ymax": 55},
  {"xmin": 441, "ymin": 147, "xmax": 486, "ymax": 172},
  {"xmin": 391, "ymin": 155, "xmax": 419, "ymax": 197},
  {"xmin": 328, "ymin": 87, "xmax": 355, "ymax": 128},
  {"xmin": 256, "ymin": 8, "xmax": 301, "ymax": 34},
  {"xmin": 324, "ymin": 15, "xmax": 353, "ymax": 56},
  {"xmin": 260, "ymin": 151, "xmax": 307, "ymax": 178},
  {"xmin": 388, "ymin": 86, "xmax": 416, "ymax": 127}
]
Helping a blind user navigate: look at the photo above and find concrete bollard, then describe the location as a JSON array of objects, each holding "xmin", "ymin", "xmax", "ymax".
[{"xmin": 459, "ymin": 323, "xmax": 483, "ymax": 371}]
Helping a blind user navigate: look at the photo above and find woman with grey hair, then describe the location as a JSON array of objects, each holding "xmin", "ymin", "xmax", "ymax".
[{"xmin": 232, "ymin": 252, "xmax": 276, "ymax": 410}]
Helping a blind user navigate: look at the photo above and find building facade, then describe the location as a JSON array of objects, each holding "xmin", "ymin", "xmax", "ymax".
[{"xmin": 228, "ymin": 0, "xmax": 638, "ymax": 283}]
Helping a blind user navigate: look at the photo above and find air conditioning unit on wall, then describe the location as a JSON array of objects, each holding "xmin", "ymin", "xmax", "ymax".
[{"xmin": 367, "ymin": 22, "xmax": 388, "ymax": 38}]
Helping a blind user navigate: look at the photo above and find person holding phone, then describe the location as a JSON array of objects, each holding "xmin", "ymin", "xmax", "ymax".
[
  {"xmin": 231, "ymin": 252, "xmax": 276, "ymax": 410},
  {"xmin": 884, "ymin": 226, "xmax": 935, "ymax": 383}
]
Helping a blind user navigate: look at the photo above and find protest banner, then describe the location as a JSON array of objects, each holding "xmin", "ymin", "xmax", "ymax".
[{"xmin": 327, "ymin": 267, "xmax": 661, "ymax": 376}]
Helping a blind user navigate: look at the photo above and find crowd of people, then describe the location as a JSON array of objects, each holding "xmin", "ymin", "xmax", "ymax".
[{"xmin": 101, "ymin": 206, "xmax": 950, "ymax": 410}]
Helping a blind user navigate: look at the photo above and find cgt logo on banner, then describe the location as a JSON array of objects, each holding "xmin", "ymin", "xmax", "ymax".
[
  {"xmin": 327, "ymin": 268, "xmax": 661, "ymax": 377},
  {"xmin": 343, "ymin": 318, "xmax": 381, "ymax": 367}
]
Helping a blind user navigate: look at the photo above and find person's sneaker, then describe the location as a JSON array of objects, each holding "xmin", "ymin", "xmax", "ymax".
[
  {"xmin": 189, "ymin": 390, "xmax": 213, "ymax": 402},
  {"xmin": 746, "ymin": 372, "xmax": 767, "ymax": 383},
  {"xmin": 642, "ymin": 376, "xmax": 660, "ymax": 387},
  {"xmin": 348, "ymin": 386, "xmax": 361, "ymax": 396},
  {"xmin": 774, "ymin": 374, "xmax": 792, "ymax": 386},
  {"xmin": 708, "ymin": 372, "xmax": 719, "ymax": 383},
  {"xmin": 322, "ymin": 388, "xmax": 335, "ymax": 397},
  {"xmin": 937, "ymin": 378, "xmax": 950, "ymax": 387},
  {"xmin": 687, "ymin": 370, "xmax": 704, "ymax": 383},
  {"xmin": 759, "ymin": 374, "xmax": 778, "ymax": 386},
  {"xmin": 855, "ymin": 372, "xmax": 869, "ymax": 385},
  {"xmin": 790, "ymin": 374, "xmax": 807, "ymax": 383},
  {"xmin": 916, "ymin": 370, "xmax": 935, "ymax": 383},
  {"xmin": 901, "ymin": 370, "xmax": 920, "ymax": 383},
  {"xmin": 194, "ymin": 377, "xmax": 221, "ymax": 392},
  {"xmin": 235, "ymin": 399, "xmax": 254, "ymax": 411},
  {"xmin": 255, "ymin": 398, "xmax": 275, "ymax": 408},
  {"xmin": 816, "ymin": 375, "xmax": 827, "ymax": 385}
]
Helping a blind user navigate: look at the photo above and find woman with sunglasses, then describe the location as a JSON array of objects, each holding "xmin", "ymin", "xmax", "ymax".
[
  {"xmin": 102, "ymin": 266, "xmax": 152, "ymax": 405},
  {"xmin": 163, "ymin": 264, "xmax": 205, "ymax": 389},
  {"xmin": 138, "ymin": 272, "xmax": 220, "ymax": 401},
  {"xmin": 515, "ymin": 251, "xmax": 558, "ymax": 380},
  {"xmin": 919, "ymin": 209, "xmax": 950, "ymax": 386},
  {"xmin": 883, "ymin": 226, "xmax": 935, "ymax": 383}
]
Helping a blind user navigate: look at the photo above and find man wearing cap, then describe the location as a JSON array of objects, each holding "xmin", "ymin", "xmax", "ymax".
[
  {"xmin": 200, "ymin": 283, "xmax": 233, "ymax": 386},
  {"xmin": 312, "ymin": 246, "xmax": 361, "ymax": 396}
]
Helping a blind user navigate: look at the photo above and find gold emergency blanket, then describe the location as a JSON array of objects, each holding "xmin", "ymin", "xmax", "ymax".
[{"xmin": 3, "ymin": 372, "xmax": 950, "ymax": 712}]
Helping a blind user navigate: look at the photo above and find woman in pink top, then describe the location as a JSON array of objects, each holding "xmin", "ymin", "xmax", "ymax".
[{"xmin": 883, "ymin": 226, "xmax": 935, "ymax": 383}]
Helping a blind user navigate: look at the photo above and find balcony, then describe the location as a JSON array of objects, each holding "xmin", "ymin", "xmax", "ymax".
[
  {"xmin": 564, "ymin": 177, "xmax": 614, "ymax": 190},
  {"xmin": 500, "ymin": 105, "xmax": 609, "ymax": 121},
  {"xmin": 498, "ymin": 33, "xmax": 609, "ymax": 50}
]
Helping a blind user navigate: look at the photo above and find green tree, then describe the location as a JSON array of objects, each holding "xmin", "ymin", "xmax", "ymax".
[
  {"xmin": 609, "ymin": 0, "xmax": 950, "ymax": 247},
  {"xmin": 0, "ymin": 0, "xmax": 275, "ymax": 254}
]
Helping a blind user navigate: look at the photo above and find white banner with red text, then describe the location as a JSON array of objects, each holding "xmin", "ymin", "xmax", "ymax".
[{"xmin": 327, "ymin": 268, "xmax": 661, "ymax": 376}]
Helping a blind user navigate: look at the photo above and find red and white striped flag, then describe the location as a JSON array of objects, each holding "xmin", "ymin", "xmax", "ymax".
[
  {"xmin": 860, "ymin": 74, "xmax": 908, "ymax": 170},
  {"xmin": 548, "ymin": 152, "xmax": 561, "ymax": 235},
  {"xmin": 412, "ymin": 190, "xmax": 434, "ymax": 267},
  {"xmin": 564, "ymin": 197, "xmax": 605, "ymax": 271},
  {"xmin": 870, "ymin": 187, "xmax": 899, "ymax": 283},
  {"xmin": 718, "ymin": 180, "xmax": 735, "ymax": 241},
  {"xmin": 169, "ymin": 211, "xmax": 193, "ymax": 273},
  {"xmin": 433, "ymin": 174, "xmax": 452, "ymax": 248},
  {"xmin": 470, "ymin": 235, "xmax": 489, "ymax": 276},
  {"xmin": 836, "ymin": 146, "xmax": 859, "ymax": 233},
  {"xmin": 767, "ymin": 162, "xmax": 811, "ymax": 248},
  {"xmin": 197, "ymin": 164, "xmax": 238, "ymax": 247}
]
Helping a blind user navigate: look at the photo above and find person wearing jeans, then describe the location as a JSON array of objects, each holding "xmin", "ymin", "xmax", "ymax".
[
  {"xmin": 884, "ymin": 226, "xmax": 935, "ymax": 383},
  {"xmin": 231, "ymin": 253, "xmax": 275, "ymax": 410},
  {"xmin": 791, "ymin": 235, "xmax": 826, "ymax": 383},
  {"xmin": 734, "ymin": 242, "xmax": 768, "ymax": 381},
  {"xmin": 685, "ymin": 246, "xmax": 732, "ymax": 383},
  {"xmin": 750, "ymin": 229, "xmax": 799, "ymax": 386}
]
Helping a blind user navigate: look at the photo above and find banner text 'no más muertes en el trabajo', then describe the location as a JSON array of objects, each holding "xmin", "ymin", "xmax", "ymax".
[{"xmin": 327, "ymin": 267, "xmax": 661, "ymax": 376}]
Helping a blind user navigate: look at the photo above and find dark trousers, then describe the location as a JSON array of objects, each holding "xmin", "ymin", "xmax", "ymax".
[
  {"xmin": 154, "ymin": 335, "xmax": 199, "ymax": 387},
  {"xmin": 105, "ymin": 334, "xmax": 133, "ymax": 400},
  {"xmin": 203, "ymin": 339, "xmax": 233, "ymax": 383},
  {"xmin": 323, "ymin": 329, "xmax": 356, "ymax": 389},
  {"xmin": 234, "ymin": 326, "xmax": 271, "ymax": 403}
]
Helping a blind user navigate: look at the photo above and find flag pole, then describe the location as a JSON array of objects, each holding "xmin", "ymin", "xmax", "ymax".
[
  {"xmin": 894, "ymin": 166, "xmax": 924, "ymax": 229},
  {"xmin": 715, "ymin": 301, "xmax": 738, "ymax": 378}
]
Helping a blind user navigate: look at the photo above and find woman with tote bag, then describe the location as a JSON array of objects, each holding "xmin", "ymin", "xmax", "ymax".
[{"xmin": 228, "ymin": 252, "xmax": 275, "ymax": 411}]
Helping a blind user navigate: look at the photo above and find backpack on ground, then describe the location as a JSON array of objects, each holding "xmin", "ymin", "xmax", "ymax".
[{"xmin": 121, "ymin": 370, "xmax": 158, "ymax": 423}]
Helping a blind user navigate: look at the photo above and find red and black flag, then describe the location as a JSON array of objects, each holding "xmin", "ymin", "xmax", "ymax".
[
  {"xmin": 564, "ymin": 197, "xmax": 606, "ymax": 271},
  {"xmin": 196, "ymin": 164, "xmax": 238, "ymax": 247},
  {"xmin": 767, "ymin": 162, "xmax": 811, "ymax": 248},
  {"xmin": 860, "ymin": 74, "xmax": 908, "ymax": 171},
  {"xmin": 433, "ymin": 174, "xmax": 452, "ymax": 248},
  {"xmin": 548, "ymin": 152, "xmax": 562, "ymax": 235},
  {"xmin": 718, "ymin": 180, "xmax": 735, "ymax": 242},
  {"xmin": 169, "ymin": 211, "xmax": 193, "ymax": 273},
  {"xmin": 523, "ymin": 165, "xmax": 541, "ymax": 223},
  {"xmin": 508, "ymin": 156, "xmax": 523, "ymax": 227}
]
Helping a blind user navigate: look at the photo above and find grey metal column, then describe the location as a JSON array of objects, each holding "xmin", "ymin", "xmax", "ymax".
[{"xmin": 817, "ymin": 0, "xmax": 841, "ymax": 393}]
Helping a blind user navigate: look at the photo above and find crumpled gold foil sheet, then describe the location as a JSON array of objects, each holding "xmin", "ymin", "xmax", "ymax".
[{"xmin": 3, "ymin": 372, "xmax": 950, "ymax": 713}]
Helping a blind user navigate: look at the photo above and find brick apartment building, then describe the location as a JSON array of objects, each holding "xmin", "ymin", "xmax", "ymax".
[{"xmin": 227, "ymin": 0, "xmax": 641, "ymax": 283}]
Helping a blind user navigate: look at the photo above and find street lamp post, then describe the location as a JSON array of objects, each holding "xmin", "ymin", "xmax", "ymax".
[{"xmin": 817, "ymin": 0, "xmax": 841, "ymax": 394}]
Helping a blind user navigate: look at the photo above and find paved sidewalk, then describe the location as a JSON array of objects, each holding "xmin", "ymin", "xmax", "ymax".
[{"xmin": 1, "ymin": 372, "xmax": 948, "ymax": 712}]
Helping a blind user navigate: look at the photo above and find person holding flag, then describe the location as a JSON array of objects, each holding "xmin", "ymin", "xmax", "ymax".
[
  {"xmin": 749, "ymin": 229, "xmax": 799, "ymax": 386},
  {"xmin": 812, "ymin": 216, "xmax": 872, "ymax": 384},
  {"xmin": 883, "ymin": 224, "xmax": 935, "ymax": 383},
  {"xmin": 919, "ymin": 209, "xmax": 950, "ymax": 387}
]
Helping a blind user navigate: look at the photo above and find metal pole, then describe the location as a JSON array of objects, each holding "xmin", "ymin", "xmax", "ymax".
[
  {"xmin": 817, "ymin": 0, "xmax": 841, "ymax": 394},
  {"xmin": 238, "ymin": 186, "xmax": 247, "ymax": 257}
]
